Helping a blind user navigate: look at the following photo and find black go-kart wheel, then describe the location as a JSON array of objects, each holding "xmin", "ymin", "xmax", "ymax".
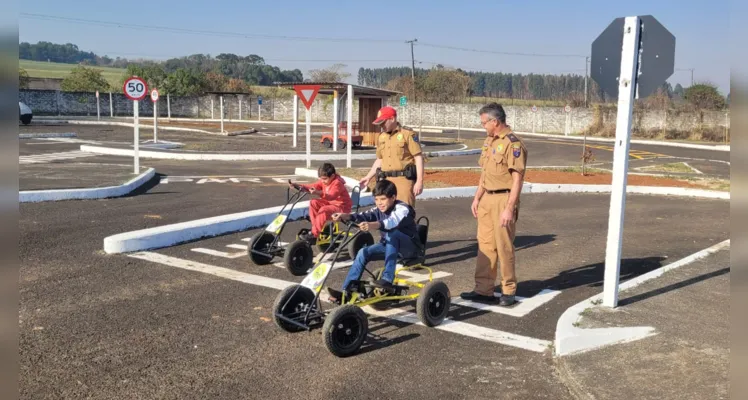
[
  {"xmin": 416, "ymin": 281, "xmax": 451, "ymax": 327},
  {"xmin": 284, "ymin": 240, "xmax": 314, "ymax": 276},
  {"xmin": 249, "ymin": 231, "xmax": 276, "ymax": 265},
  {"xmin": 322, "ymin": 138, "xmax": 332, "ymax": 148},
  {"xmin": 273, "ymin": 284, "xmax": 317, "ymax": 333},
  {"xmin": 323, "ymin": 304, "xmax": 368, "ymax": 358},
  {"xmin": 348, "ymin": 231, "xmax": 374, "ymax": 259}
]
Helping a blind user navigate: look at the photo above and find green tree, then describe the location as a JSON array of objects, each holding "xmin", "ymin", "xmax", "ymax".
[
  {"xmin": 684, "ymin": 83, "xmax": 726, "ymax": 110},
  {"xmin": 308, "ymin": 63, "xmax": 351, "ymax": 82},
  {"xmin": 60, "ymin": 65, "xmax": 110, "ymax": 92},
  {"xmin": 163, "ymin": 68, "xmax": 205, "ymax": 96},
  {"xmin": 19, "ymin": 68, "xmax": 30, "ymax": 89}
]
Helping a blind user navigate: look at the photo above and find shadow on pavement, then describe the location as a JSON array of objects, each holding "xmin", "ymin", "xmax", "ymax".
[
  {"xmin": 125, "ymin": 173, "xmax": 166, "ymax": 197},
  {"xmin": 618, "ymin": 266, "xmax": 729, "ymax": 307},
  {"xmin": 515, "ymin": 256, "xmax": 668, "ymax": 298},
  {"xmin": 425, "ymin": 234, "xmax": 557, "ymax": 267}
]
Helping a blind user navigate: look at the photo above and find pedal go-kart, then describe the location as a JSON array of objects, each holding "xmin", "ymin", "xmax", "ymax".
[
  {"xmin": 248, "ymin": 181, "xmax": 374, "ymax": 276},
  {"xmin": 272, "ymin": 217, "xmax": 451, "ymax": 358}
]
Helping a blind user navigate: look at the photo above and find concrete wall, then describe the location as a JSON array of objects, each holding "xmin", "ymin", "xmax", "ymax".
[{"xmin": 20, "ymin": 89, "xmax": 729, "ymax": 134}]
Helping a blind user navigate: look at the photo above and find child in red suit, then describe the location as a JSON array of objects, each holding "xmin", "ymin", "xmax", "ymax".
[{"xmin": 289, "ymin": 163, "xmax": 352, "ymax": 244}]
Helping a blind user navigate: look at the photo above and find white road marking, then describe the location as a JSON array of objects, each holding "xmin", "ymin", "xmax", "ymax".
[
  {"xmin": 451, "ymin": 289, "xmax": 562, "ymax": 318},
  {"xmin": 226, "ymin": 244, "xmax": 248, "ymax": 250},
  {"xmin": 19, "ymin": 150, "xmax": 97, "ymax": 164},
  {"xmin": 682, "ymin": 162, "xmax": 704, "ymax": 174},
  {"xmin": 397, "ymin": 270, "xmax": 453, "ymax": 282},
  {"xmin": 191, "ymin": 248, "xmax": 245, "ymax": 259},
  {"xmin": 129, "ymin": 251, "xmax": 551, "ymax": 352},
  {"xmin": 159, "ymin": 175, "xmax": 311, "ymax": 185}
]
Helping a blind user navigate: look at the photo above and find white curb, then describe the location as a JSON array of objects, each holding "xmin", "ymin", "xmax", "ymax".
[
  {"xmin": 102, "ymin": 174, "xmax": 728, "ymax": 254},
  {"xmin": 554, "ymin": 239, "xmax": 730, "ymax": 357},
  {"xmin": 35, "ymin": 119, "xmax": 214, "ymax": 135},
  {"xmin": 78, "ymin": 144, "xmax": 476, "ymax": 162},
  {"xmin": 19, "ymin": 132, "xmax": 77, "ymax": 139},
  {"xmin": 20, "ymin": 168, "xmax": 156, "ymax": 203}
]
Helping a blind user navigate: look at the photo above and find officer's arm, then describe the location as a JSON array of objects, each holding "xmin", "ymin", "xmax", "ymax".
[
  {"xmin": 414, "ymin": 154, "xmax": 424, "ymax": 185},
  {"xmin": 362, "ymin": 158, "xmax": 382, "ymax": 182},
  {"xmin": 506, "ymin": 171, "xmax": 523, "ymax": 212}
]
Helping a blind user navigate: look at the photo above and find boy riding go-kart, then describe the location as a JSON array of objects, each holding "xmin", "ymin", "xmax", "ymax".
[
  {"xmin": 248, "ymin": 164, "xmax": 374, "ymax": 275},
  {"xmin": 272, "ymin": 180, "xmax": 450, "ymax": 357}
]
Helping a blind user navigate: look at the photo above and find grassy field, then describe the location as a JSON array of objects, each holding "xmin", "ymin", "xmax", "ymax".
[{"xmin": 20, "ymin": 60, "xmax": 125, "ymax": 87}]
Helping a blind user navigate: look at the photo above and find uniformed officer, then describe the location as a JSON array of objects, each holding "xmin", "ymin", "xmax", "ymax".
[
  {"xmin": 461, "ymin": 102, "xmax": 528, "ymax": 306},
  {"xmin": 358, "ymin": 106, "xmax": 424, "ymax": 207}
]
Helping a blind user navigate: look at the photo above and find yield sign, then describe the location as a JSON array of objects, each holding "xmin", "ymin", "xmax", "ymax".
[{"xmin": 293, "ymin": 85, "xmax": 321, "ymax": 110}]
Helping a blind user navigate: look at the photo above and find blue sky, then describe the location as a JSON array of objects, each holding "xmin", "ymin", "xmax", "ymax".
[{"xmin": 19, "ymin": 0, "xmax": 730, "ymax": 94}]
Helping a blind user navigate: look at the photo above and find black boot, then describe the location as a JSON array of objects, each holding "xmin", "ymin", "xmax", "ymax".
[{"xmin": 459, "ymin": 290, "xmax": 499, "ymax": 304}]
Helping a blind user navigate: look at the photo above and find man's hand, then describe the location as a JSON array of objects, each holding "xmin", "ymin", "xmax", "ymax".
[
  {"xmin": 471, "ymin": 198, "xmax": 480, "ymax": 219},
  {"xmin": 359, "ymin": 176, "xmax": 372, "ymax": 188},
  {"xmin": 413, "ymin": 180, "xmax": 423, "ymax": 196},
  {"xmin": 308, "ymin": 187, "xmax": 317, "ymax": 196},
  {"xmin": 500, "ymin": 207, "xmax": 514, "ymax": 227}
]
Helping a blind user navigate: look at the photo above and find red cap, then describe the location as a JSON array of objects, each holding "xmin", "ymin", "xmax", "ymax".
[{"xmin": 372, "ymin": 106, "xmax": 397, "ymax": 125}]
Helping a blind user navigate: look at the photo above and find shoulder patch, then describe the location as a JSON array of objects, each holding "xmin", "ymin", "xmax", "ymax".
[{"xmin": 507, "ymin": 133, "xmax": 520, "ymax": 143}]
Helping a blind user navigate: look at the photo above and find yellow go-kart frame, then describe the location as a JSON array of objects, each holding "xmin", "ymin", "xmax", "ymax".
[{"xmin": 272, "ymin": 217, "xmax": 451, "ymax": 358}]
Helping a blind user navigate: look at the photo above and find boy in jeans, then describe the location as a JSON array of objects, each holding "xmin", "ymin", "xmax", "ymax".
[
  {"xmin": 327, "ymin": 180, "xmax": 423, "ymax": 304},
  {"xmin": 289, "ymin": 163, "xmax": 352, "ymax": 245}
]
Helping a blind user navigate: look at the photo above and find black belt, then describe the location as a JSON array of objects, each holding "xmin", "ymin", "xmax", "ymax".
[
  {"xmin": 485, "ymin": 189, "xmax": 510, "ymax": 194},
  {"xmin": 381, "ymin": 170, "xmax": 407, "ymax": 177}
]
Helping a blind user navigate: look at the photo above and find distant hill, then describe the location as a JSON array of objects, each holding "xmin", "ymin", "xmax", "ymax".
[{"xmin": 20, "ymin": 60, "xmax": 125, "ymax": 87}]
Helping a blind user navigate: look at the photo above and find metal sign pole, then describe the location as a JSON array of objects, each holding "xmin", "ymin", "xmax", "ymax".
[
  {"xmin": 153, "ymin": 101, "xmax": 158, "ymax": 143},
  {"xmin": 293, "ymin": 95, "xmax": 299, "ymax": 148},
  {"xmin": 134, "ymin": 100, "xmax": 140, "ymax": 174},
  {"xmin": 306, "ymin": 108, "xmax": 312, "ymax": 168},
  {"xmin": 333, "ymin": 90, "xmax": 339, "ymax": 151},
  {"xmin": 602, "ymin": 16, "xmax": 641, "ymax": 308},
  {"xmin": 346, "ymin": 84, "xmax": 353, "ymax": 168}
]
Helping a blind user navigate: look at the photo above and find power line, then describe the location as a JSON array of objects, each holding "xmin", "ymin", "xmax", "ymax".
[
  {"xmin": 416, "ymin": 42, "xmax": 587, "ymax": 58},
  {"xmin": 19, "ymin": 13, "xmax": 403, "ymax": 43}
]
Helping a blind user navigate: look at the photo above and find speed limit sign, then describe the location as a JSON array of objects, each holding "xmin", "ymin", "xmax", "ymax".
[
  {"xmin": 123, "ymin": 76, "xmax": 148, "ymax": 101},
  {"xmin": 151, "ymin": 89, "xmax": 159, "ymax": 102}
]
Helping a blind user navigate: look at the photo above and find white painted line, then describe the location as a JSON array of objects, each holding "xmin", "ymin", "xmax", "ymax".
[
  {"xmin": 20, "ymin": 167, "xmax": 156, "ymax": 203},
  {"xmin": 129, "ymin": 251, "xmax": 551, "ymax": 352},
  {"xmin": 554, "ymin": 239, "xmax": 730, "ymax": 357},
  {"xmin": 452, "ymin": 289, "xmax": 562, "ymax": 318},
  {"xmin": 226, "ymin": 244, "xmax": 248, "ymax": 250},
  {"xmin": 397, "ymin": 270, "xmax": 453, "ymax": 282},
  {"xmin": 191, "ymin": 248, "xmax": 245, "ymax": 259},
  {"xmin": 682, "ymin": 162, "xmax": 704, "ymax": 175},
  {"xmin": 19, "ymin": 132, "xmax": 77, "ymax": 139},
  {"xmin": 81, "ymin": 144, "xmax": 378, "ymax": 161},
  {"xmin": 129, "ymin": 252, "xmax": 293, "ymax": 290}
]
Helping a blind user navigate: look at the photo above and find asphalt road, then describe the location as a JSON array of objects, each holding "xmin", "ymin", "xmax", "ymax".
[{"xmin": 19, "ymin": 175, "xmax": 729, "ymax": 399}]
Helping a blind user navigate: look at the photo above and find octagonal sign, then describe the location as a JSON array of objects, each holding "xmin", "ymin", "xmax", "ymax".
[
  {"xmin": 590, "ymin": 17, "xmax": 625, "ymax": 99},
  {"xmin": 636, "ymin": 15, "xmax": 676, "ymax": 98}
]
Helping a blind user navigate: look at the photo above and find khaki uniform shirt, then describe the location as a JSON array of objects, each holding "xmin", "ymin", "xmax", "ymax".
[
  {"xmin": 478, "ymin": 126, "xmax": 528, "ymax": 190},
  {"xmin": 376, "ymin": 124, "xmax": 422, "ymax": 172}
]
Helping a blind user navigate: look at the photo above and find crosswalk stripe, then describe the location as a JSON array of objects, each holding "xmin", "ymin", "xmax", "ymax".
[{"xmin": 19, "ymin": 151, "xmax": 97, "ymax": 164}]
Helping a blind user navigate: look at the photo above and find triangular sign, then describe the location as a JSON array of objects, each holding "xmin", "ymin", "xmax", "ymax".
[{"xmin": 293, "ymin": 85, "xmax": 321, "ymax": 110}]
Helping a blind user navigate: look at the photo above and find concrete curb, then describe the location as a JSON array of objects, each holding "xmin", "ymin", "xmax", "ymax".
[
  {"xmin": 102, "ymin": 176, "xmax": 727, "ymax": 254},
  {"xmin": 19, "ymin": 132, "xmax": 77, "ymax": 139},
  {"xmin": 35, "ymin": 119, "xmax": 214, "ymax": 135},
  {"xmin": 78, "ymin": 144, "xmax": 477, "ymax": 162},
  {"xmin": 20, "ymin": 168, "xmax": 156, "ymax": 203},
  {"xmin": 554, "ymin": 239, "xmax": 730, "ymax": 357}
]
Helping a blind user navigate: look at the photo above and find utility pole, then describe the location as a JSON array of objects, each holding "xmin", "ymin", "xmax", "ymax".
[
  {"xmin": 689, "ymin": 68, "xmax": 694, "ymax": 86},
  {"xmin": 406, "ymin": 38, "xmax": 417, "ymax": 101},
  {"xmin": 584, "ymin": 56, "xmax": 589, "ymax": 107}
]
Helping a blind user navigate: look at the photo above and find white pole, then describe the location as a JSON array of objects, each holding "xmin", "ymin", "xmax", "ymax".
[
  {"xmin": 96, "ymin": 94, "xmax": 100, "ymax": 121},
  {"xmin": 259, "ymin": 100, "xmax": 262, "ymax": 121},
  {"xmin": 333, "ymin": 90, "xmax": 339, "ymax": 151},
  {"xmin": 239, "ymin": 97, "xmax": 243, "ymax": 120},
  {"xmin": 167, "ymin": 93, "xmax": 171, "ymax": 120},
  {"xmin": 305, "ymin": 108, "xmax": 311, "ymax": 168},
  {"xmin": 134, "ymin": 100, "xmax": 140, "ymax": 174},
  {"xmin": 153, "ymin": 101, "xmax": 158, "ymax": 143},
  {"xmin": 109, "ymin": 92, "xmax": 113, "ymax": 117},
  {"xmin": 220, "ymin": 96, "xmax": 225, "ymax": 133},
  {"xmin": 458, "ymin": 107, "xmax": 462, "ymax": 141},
  {"xmin": 346, "ymin": 84, "xmax": 353, "ymax": 168},
  {"xmin": 602, "ymin": 16, "xmax": 641, "ymax": 308},
  {"xmin": 293, "ymin": 95, "xmax": 298, "ymax": 148},
  {"xmin": 211, "ymin": 98, "xmax": 214, "ymax": 120}
]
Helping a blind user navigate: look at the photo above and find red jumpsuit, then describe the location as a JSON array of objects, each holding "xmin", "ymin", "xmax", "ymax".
[{"xmin": 301, "ymin": 175, "xmax": 353, "ymax": 237}]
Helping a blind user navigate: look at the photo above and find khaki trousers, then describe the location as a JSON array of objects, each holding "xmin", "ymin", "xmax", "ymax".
[
  {"xmin": 475, "ymin": 192, "xmax": 518, "ymax": 296},
  {"xmin": 383, "ymin": 176, "xmax": 415, "ymax": 207}
]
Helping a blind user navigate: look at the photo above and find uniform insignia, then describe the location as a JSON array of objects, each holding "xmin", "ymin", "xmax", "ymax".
[
  {"xmin": 397, "ymin": 133, "xmax": 403, "ymax": 141},
  {"xmin": 507, "ymin": 133, "xmax": 519, "ymax": 143},
  {"xmin": 513, "ymin": 147, "xmax": 521, "ymax": 158},
  {"xmin": 496, "ymin": 143, "xmax": 503, "ymax": 153}
]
